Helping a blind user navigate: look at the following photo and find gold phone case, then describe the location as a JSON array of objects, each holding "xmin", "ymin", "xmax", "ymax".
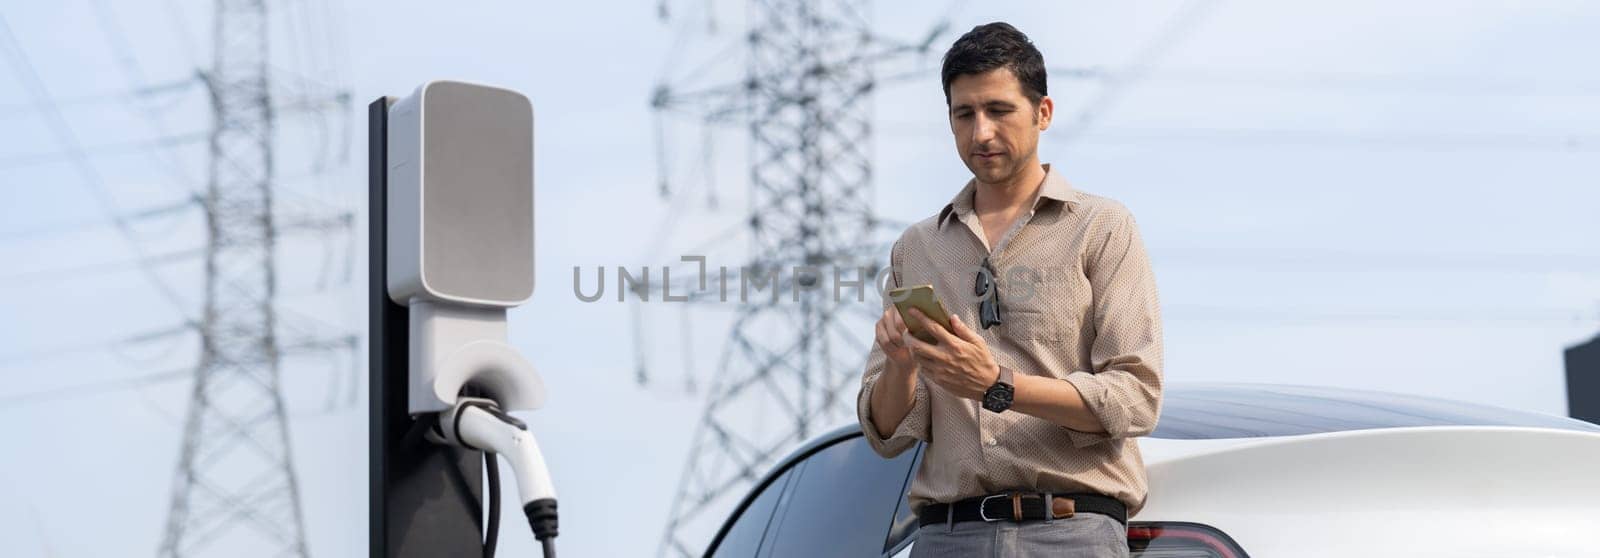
[{"xmin": 889, "ymin": 284, "xmax": 952, "ymax": 343}]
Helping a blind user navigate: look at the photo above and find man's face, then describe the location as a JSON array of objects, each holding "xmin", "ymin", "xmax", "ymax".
[{"xmin": 947, "ymin": 68, "xmax": 1052, "ymax": 185}]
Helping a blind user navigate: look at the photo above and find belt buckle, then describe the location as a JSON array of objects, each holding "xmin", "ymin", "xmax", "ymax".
[
  {"xmin": 977, "ymin": 494, "xmax": 1005, "ymax": 522},
  {"xmin": 977, "ymin": 493, "xmax": 1020, "ymax": 522}
]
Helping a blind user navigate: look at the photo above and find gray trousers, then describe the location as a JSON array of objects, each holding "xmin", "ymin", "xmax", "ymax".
[{"xmin": 910, "ymin": 513, "xmax": 1130, "ymax": 558}]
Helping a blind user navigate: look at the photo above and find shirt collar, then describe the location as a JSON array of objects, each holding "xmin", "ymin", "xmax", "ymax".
[{"xmin": 937, "ymin": 163, "xmax": 1082, "ymax": 231}]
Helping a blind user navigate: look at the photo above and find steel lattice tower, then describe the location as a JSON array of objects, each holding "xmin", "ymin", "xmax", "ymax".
[
  {"xmin": 650, "ymin": 1, "xmax": 944, "ymax": 554},
  {"xmin": 160, "ymin": 1, "xmax": 309, "ymax": 556}
]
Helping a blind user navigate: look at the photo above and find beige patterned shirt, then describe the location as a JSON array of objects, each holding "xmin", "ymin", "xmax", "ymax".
[{"xmin": 856, "ymin": 162, "xmax": 1164, "ymax": 517}]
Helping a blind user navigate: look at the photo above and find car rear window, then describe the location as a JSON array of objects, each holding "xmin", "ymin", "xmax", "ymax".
[{"xmin": 1150, "ymin": 383, "xmax": 1600, "ymax": 439}]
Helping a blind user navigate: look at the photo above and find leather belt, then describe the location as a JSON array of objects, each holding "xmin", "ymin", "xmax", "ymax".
[{"xmin": 918, "ymin": 492, "xmax": 1127, "ymax": 528}]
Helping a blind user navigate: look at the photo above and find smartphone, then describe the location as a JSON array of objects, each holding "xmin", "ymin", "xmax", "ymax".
[{"xmin": 889, "ymin": 284, "xmax": 953, "ymax": 343}]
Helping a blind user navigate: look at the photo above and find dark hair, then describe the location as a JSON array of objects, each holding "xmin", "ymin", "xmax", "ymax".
[{"xmin": 940, "ymin": 22, "xmax": 1048, "ymax": 107}]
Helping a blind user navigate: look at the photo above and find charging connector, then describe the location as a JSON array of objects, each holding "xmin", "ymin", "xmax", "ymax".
[{"xmin": 433, "ymin": 397, "xmax": 558, "ymax": 557}]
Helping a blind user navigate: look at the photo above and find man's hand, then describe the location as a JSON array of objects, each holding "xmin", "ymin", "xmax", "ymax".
[
  {"xmin": 874, "ymin": 307, "xmax": 917, "ymax": 374},
  {"xmin": 904, "ymin": 308, "xmax": 1001, "ymax": 401},
  {"xmin": 869, "ymin": 306, "xmax": 922, "ymax": 440}
]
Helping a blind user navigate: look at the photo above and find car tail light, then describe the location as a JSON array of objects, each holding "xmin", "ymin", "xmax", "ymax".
[{"xmin": 1127, "ymin": 522, "xmax": 1249, "ymax": 558}]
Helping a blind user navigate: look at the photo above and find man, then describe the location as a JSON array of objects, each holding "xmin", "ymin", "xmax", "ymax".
[{"xmin": 856, "ymin": 22, "xmax": 1163, "ymax": 558}]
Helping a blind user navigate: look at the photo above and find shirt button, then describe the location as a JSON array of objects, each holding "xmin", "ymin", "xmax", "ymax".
[{"xmin": 985, "ymin": 437, "xmax": 998, "ymax": 447}]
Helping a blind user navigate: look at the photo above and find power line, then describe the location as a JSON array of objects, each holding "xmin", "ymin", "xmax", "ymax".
[
  {"xmin": 0, "ymin": 78, "xmax": 197, "ymax": 119},
  {"xmin": 0, "ymin": 197, "xmax": 197, "ymax": 244},
  {"xmin": 88, "ymin": 0, "xmax": 206, "ymax": 196},
  {"xmin": 0, "ymin": 325, "xmax": 192, "ymax": 369},
  {"xmin": 159, "ymin": 0, "xmax": 201, "ymax": 69},
  {"xmin": 1167, "ymin": 303, "xmax": 1598, "ymax": 327},
  {"xmin": 0, "ymin": 248, "xmax": 202, "ymax": 286},
  {"xmin": 1054, "ymin": 0, "xmax": 1221, "ymax": 145},
  {"xmin": 1049, "ymin": 66, "xmax": 1600, "ymax": 98},
  {"xmin": 0, "ymin": 14, "xmax": 196, "ymax": 322},
  {"xmin": 0, "ymin": 132, "xmax": 207, "ymax": 170},
  {"xmin": 1154, "ymin": 247, "xmax": 1600, "ymax": 274},
  {"xmin": 0, "ymin": 367, "xmax": 190, "ymax": 410},
  {"xmin": 882, "ymin": 63, "xmax": 1600, "ymax": 99},
  {"xmin": 1080, "ymin": 126, "xmax": 1600, "ymax": 152},
  {"xmin": 880, "ymin": 120, "xmax": 1600, "ymax": 153}
]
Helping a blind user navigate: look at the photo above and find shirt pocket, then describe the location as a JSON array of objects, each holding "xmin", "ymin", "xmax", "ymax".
[{"xmin": 998, "ymin": 265, "xmax": 1073, "ymax": 342}]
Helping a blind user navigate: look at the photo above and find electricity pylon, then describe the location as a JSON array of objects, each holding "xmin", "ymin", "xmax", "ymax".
[
  {"xmin": 646, "ymin": 1, "xmax": 950, "ymax": 554},
  {"xmin": 160, "ymin": 1, "xmax": 351, "ymax": 556}
]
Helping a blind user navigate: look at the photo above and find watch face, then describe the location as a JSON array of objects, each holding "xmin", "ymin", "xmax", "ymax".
[{"xmin": 983, "ymin": 384, "xmax": 1014, "ymax": 411}]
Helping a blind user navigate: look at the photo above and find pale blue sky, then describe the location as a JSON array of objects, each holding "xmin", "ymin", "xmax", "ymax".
[{"xmin": 2, "ymin": 1, "xmax": 1598, "ymax": 557}]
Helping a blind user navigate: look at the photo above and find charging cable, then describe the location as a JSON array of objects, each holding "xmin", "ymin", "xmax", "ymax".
[{"xmin": 431, "ymin": 397, "xmax": 559, "ymax": 557}]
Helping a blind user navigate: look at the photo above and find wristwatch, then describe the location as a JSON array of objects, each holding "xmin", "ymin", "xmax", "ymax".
[{"xmin": 981, "ymin": 365, "xmax": 1014, "ymax": 413}]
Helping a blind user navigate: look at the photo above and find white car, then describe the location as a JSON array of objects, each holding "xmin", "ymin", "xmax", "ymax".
[{"xmin": 703, "ymin": 383, "xmax": 1600, "ymax": 557}]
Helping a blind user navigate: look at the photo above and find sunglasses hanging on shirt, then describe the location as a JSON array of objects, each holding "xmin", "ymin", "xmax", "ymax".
[{"xmin": 975, "ymin": 256, "xmax": 1003, "ymax": 329}]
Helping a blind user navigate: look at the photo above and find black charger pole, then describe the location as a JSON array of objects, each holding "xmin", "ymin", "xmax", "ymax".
[{"xmin": 370, "ymin": 97, "xmax": 486, "ymax": 557}]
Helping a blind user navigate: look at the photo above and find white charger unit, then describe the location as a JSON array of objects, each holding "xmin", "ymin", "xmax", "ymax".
[{"xmin": 386, "ymin": 80, "xmax": 542, "ymax": 414}]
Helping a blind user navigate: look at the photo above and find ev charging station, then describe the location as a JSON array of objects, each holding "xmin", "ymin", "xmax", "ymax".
[{"xmin": 369, "ymin": 81, "xmax": 555, "ymax": 557}]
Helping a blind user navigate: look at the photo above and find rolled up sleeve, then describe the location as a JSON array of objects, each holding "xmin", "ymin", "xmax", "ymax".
[
  {"xmin": 857, "ymin": 349, "xmax": 931, "ymax": 458},
  {"xmin": 856, "ymin": 242, "xmax": 931, "ymax": 458},
  {"xmin": 1060, "ymin": 208, "xmax": 1164, "ymax": 448}
]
